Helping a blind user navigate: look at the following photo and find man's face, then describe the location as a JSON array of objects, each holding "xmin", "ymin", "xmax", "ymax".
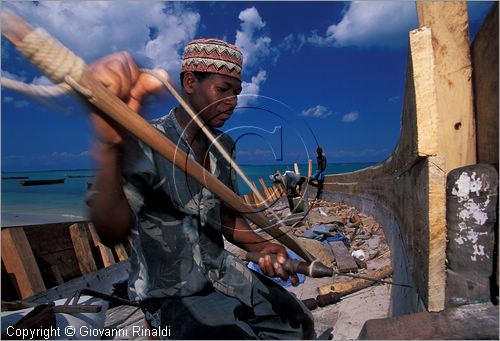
[{"xmin": 188, "ymin": 73, "xmax": 242, "ymax": 128}]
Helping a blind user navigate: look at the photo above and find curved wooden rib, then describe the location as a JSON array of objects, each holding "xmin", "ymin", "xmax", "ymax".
[{"xmin": 322, "ymin": 3, "xmax": 475, "ymax": 313}]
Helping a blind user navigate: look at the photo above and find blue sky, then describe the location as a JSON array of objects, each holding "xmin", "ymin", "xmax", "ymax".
[{"xmin": 1, "ymin": 1, "xmax": 494, "ymax": 171}]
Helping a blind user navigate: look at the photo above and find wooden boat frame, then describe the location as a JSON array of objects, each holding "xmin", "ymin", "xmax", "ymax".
[{"xmin": 322, "ymin": 2, "xmax": 498, "ymax": 313}]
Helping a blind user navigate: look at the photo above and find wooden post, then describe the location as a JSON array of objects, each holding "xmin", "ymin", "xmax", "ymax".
[
  {"xmin": 308, "ymin": 160, "xmax": 313, "ymax": 178},
  {"xmin": 1, "ymin": 227, "xmax": 46, "ymax": 298},
  {"xmin": 69, "ymin": 223, "xmax": 97, "ymax": 274},
  {"xmin": 471, "ymin": 3, "xmax": 498, "ymax": 167}
]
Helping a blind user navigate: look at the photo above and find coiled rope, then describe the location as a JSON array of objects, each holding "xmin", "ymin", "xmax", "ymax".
[{"xmin": 2, "ymin": 28, "xmax": 90, "ymax": 97}]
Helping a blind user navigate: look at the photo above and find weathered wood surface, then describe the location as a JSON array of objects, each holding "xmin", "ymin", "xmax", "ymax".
[
  {"xmin": 358, "ymin": 302, "xmax": 499, "ymax": 340},
  {"xmin": 472, "ymin": 3, "xmax": 499, "ymax": 167},
  {"xmin": 24, "ymin": 261, "xmax": 130, "ymax": 304},
  {"xmin": 104, "ymin": 305, "xmax": 148, "ymax": 340},
  {"xmin": 1, "ymin": 227, "xmax": 46, "ymax": 298},
  {"xmin": 321, "ymin": 3, "xmax": 481, "ymax": 312},
  {"xmin": 69, "ymin": 222, "xmax": 98, "ymax": 274},
  {"xmin": 445, "ymin": 164, "xmax": 498, "ymax": 307},
  {"xmin": 88, "ymin": 222, "xmax": 116, "ymax": 268},
  {"xmin": 416, "ymin": 2, "xmax": 476, "ymax": 170},
  {"xmin": 22, "ymin": 221, "xmax": 83, "ymax": 281},
  {"xmin": 329, "ymin": 241, "xmax": 358, "ymax": 273}
]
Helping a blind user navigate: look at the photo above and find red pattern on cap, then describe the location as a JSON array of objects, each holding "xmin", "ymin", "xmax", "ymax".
[{"xmin": 182, "ymin": 38, "xmax": 243, "ymax": 81}]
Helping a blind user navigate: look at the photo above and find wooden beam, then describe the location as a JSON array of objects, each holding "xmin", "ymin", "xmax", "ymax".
[
  {"xmin": 359, "ymin": 302, "xmax": 499, "ymax": 340},
  {"xmin": 1, "ymin": 227, "xmax": 46, "ymax": 298},
  {"xmin": 471, "ymin": 3, "xmax": 498, "ymax": 167},
  {"xmin": 69, "ymin": 223, "xmax": 97, "ymax": 274},
  {"xmin": 87, "ymin": 222, "xmax": 115, "ymax": 267},
  {"xmin": 308, "ymin": 160, "xmax": 313, "ymax": 178},
  {"xmin": 416, "ymin": 2, "xmax": 476, "ymax": 170}
]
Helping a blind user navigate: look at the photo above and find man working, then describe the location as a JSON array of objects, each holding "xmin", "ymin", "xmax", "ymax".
[
  {"xmin": 283, "ymin": 171, "xmax": 306, "ymax": 213},
  {"xmin": 87, "ymin": 38, "xmax": 314, "ymax": 339},
  {"xmin": 309, "ymin": 146, "xmax": 327, "ymax": 199}
]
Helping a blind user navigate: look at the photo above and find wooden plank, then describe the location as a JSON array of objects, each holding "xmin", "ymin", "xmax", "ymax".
[
  {"xmin": 49, "ymin": 265, "xmax": 64, "ymax": 285},
  {"xmin": 114, "ymin": 243, "xmax": 129, "ymax": 262},
  {"xmin": 269, "ymin": 185, "xmax": 278, "ymax": 201},
  {"xmin": 258, "ymin": 178, "xmax": 271, "ymax": 201},
  {"xmin": 87, "ymin": 222, "xmax": 115, "ymax": 267},
  {"xmin": 359, "ymin": 302, "xmax": 499, "ymax": 340},
  {"xmin": 417, "ymin": 2, "xmax": 476, "ymax": 170},
  {"xmin": 472, "ymin": 3, "xmax": 498, "ymax": 166},
  {"xmin": 242, "ymin": 194, "xmax": 252, "ymax": 205},
  {"xmin": 271, "ymin": 185, "xmax": 281, "ymax": 199},
  {"xmin": 251, "ymin": 181, "xmax": 261, "ymax": 205},
  {"xmin": 329, "ymin": 241, "xmax": 358, "ymax": 273},
  {"xmin": 22, "ymin": 221, "xmax": 83, "ymax": 281},
  {"xmin": 69, "ymin": 223, "xmax": 97, "ymax": 274},
  {"xmin": 1, "ymin": 228, "xmax": 46, "ymax": 298}
]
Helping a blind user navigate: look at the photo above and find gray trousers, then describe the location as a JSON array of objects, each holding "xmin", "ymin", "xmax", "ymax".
[{"xmin": 141, "ymin": 271, "xmax": 315, "ymax": 339}]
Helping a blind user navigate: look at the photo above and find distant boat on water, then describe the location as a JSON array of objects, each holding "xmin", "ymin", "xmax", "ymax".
[
  {"xmin": 19, "ymin": 178, "xmax": 65, "ymax": 186},
  {"xmin": 2, "ymin": 176, "xmax": 29, "ymax": 180}
]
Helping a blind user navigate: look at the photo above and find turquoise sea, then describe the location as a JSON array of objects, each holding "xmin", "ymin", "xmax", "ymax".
[{"xmin": 1, "ymin": 163, "xmax": 375, "ymax": 227}]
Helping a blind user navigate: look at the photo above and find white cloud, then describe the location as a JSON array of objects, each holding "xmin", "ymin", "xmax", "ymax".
[
  {"xmin": 235, "ymin": 7, "xmax": 272, "ymax": 69},
  {"xmin": 308, "ymin": 2, "xmax": 417, "ymax": 47},
  {"xmin": 300, "ymin": 105, "xmax": 333, "ymax": 119},
  {"xmin": 9, "ymin": 2, "xmax": 200, "ymax": 73},
  {"xmin": 342, "ymin": 111, "xmax": 359, "ymax": 123},
  {"xmin": 238, "ymin": 70, "xmax": 267, "ymax": 107},
  {"xmin": 31, "ymin": 76, "xmax": 53, "ymax": 86},
  {"xmin": 1, "ymin": 70, "xmax": 27, "ymax": 82}
]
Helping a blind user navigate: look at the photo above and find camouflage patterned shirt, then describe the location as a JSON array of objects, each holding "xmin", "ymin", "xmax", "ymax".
[{"xmin": 122, "ymin": 110, "xmax": 253, "ymax": 305}]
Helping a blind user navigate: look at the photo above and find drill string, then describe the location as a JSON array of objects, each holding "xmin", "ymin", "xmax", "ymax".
[
  {"xmin": 1, "ymin": 8, "xmax": 315, "ymax": 263},
  {"xmin": 331, "ymin": 271, "xmax": 413, "ymax": 288}
]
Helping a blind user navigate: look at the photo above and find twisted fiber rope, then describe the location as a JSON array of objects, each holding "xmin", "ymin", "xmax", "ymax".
[{"xmin": 2, "ymin": 28, "xmax": 88, "ymax": 97}]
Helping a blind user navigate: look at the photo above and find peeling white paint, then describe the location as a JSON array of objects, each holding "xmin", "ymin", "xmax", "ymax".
[
  {"xmin": 452, "ymin": 171, "xmax": 483, "ymax": 201},
  {"xmin": 451, "ymin": 171, "xmax": 491, "ymax": 262},
  {"xmin": 471, "ymin": 244, "xmax": 489, "ymax": 261},
  {"xmin": 459, "ymin": 200, "xmax": 488, "ymax": 225}
]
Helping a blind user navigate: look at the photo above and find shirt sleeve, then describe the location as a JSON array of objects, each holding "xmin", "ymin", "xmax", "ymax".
[
  {"xmin": 213, "ymin": 132, "xmax": 240, "ymax": 196},
  {"xmin": 120, "ymin": 136, "xmax": 157, "ymax": 215}
]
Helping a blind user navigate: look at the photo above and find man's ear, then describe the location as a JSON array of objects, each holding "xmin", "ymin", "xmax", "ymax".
[{"xmin": 183, "ymin": 72, "xmax": 197, "ymax": 95}]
